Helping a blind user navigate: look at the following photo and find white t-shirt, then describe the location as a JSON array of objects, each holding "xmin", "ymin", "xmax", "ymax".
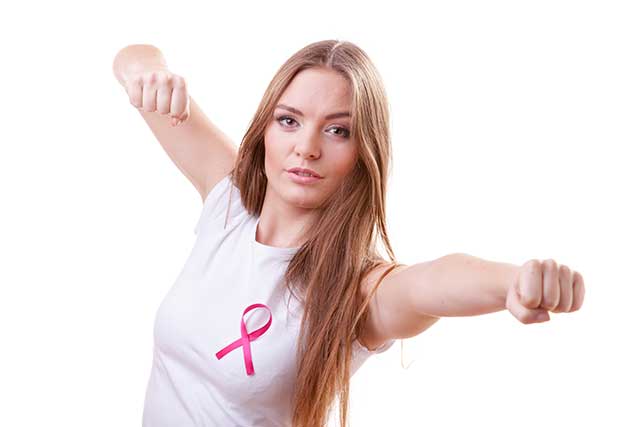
[{"xmin": 141, "ymin": 173, "xmax": 395, "ymax": 427}]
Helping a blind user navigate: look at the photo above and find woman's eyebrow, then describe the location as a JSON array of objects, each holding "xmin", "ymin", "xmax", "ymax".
[{"xmin": 276, "ymin": 104, "xmax": 351, "ymax": 120}]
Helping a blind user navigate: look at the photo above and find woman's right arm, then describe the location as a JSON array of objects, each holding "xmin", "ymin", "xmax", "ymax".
[{"xmin": 112, "ymin": 44, "xmax": 237, "ymax": 202}]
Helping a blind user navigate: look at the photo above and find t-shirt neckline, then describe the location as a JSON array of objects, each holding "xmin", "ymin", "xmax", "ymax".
[{"xmin": 251, "ymin": 216, "xmax": 301, "ymax": 257}]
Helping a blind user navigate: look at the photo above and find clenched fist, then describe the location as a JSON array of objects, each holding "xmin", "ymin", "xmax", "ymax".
[
  {"xmin": 505, "ymin": 259, "xmax": 585, "ymax": 324},
  {"xmin": 123, "ymin": 69, "xmax": 191, "ymax": 127}
]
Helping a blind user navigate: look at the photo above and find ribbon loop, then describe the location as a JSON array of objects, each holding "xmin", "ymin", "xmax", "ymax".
[{"xmin": 215, "ymin": 303, "xmax": 272, "ymax": 376}]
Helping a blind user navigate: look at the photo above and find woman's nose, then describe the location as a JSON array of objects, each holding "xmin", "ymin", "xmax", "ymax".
[{"xmin": 295, "ymin": 130, "xmax": 322, "ymax": 159}]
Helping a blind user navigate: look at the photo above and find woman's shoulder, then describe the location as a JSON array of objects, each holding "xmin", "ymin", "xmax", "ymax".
[
  {"xmin": 360, "ymin": 261, "xmax": 408, "ymax": 296},
  {"xmin": 357, "ymin": 261, "xmax": 409, "ymax": 351},
  {"xmin": 193, "ymin": 172, "xmax": 246, "ymax": 235}
]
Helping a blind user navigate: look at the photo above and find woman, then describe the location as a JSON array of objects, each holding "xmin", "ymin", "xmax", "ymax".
[{"xmin": 112, "ymin": 39, "xmax": 585, "ymax": 427}]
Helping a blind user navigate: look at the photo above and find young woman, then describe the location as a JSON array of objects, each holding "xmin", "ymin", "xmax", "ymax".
[{"xmin": 112, "ymin": 39, "xmax": 585, "ymax": 427}]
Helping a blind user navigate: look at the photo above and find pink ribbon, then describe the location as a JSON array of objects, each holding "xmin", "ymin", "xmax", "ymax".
[{"xmin": 215, "ymin": 303, "xmax": 272, "ymax": 376}]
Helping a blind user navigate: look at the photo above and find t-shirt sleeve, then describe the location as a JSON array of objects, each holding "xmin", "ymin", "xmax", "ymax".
[
  {"xmin": 350, "ymin": 338, "xmax": 396, "ymax": 376},
  {"xmin": 193, "ymin": 174, "xmax": 234, "ymax": 235},
  {"xmin": 354, "ymin": 337, "xmax": 396, "ymax": 355}
]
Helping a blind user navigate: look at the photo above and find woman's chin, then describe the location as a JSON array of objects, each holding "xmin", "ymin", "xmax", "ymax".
[{"xmin": 282, "ymin": 190, "xmax": 324, "ymax": 209}]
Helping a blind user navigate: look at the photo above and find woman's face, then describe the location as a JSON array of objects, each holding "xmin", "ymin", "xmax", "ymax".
[{"xmin": 263, "ymin": 67, "xmax": 358, "ymax": 209}]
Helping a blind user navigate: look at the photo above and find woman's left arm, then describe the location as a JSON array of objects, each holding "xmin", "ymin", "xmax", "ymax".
[
  {"xmin": 408, "ymin": 253, "xmax": 586, "ymax": 323},
  {"xmin": 361, "ymin": 253, "xmax": 586, "ymax": 347}
]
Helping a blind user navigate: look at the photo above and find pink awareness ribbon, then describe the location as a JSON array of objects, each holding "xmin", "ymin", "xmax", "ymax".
[{"xmin": 215, "ymin": 303, "xmax": 272, "ymax": 376}]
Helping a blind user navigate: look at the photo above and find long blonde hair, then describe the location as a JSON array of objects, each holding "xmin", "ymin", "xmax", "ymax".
[{"xmin": 229, "ymin": 39, "xmax": 401, "ymax": 427}]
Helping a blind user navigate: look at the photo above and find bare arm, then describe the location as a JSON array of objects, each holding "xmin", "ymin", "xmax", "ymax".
[
  {"xmin": 112, "ymin": 44, "xmax": 237, "ymax": 202},
  {"xmin": 359, "ymin": 254, "xmax": 517, "ymax": 349},
  {"xmin": 409, "ymin": 253, "xmax": 519, "ymax": 317}
]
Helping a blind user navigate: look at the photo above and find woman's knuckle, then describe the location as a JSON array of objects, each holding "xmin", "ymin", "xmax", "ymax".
[{"xmin": 173, "ymin": 75, "xmax": 186, "ymax": 88}]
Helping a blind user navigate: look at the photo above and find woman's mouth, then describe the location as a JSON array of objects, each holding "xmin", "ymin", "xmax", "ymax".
[{"xmin": 287, "ymin": 170, "xmax": 323, "ymax": 184}]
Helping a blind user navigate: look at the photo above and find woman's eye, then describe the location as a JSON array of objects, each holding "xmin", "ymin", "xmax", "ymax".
[
  {"xmin": 276, "ymin": 115, "xmax": 350, "ymax": 139},
  {"xmin": 330, "ymin": 126, "xmax": 351, "ymax": 138},
  {"xmin": 276, "ymin": 115, "xmax": 297, "ymax": 127}
]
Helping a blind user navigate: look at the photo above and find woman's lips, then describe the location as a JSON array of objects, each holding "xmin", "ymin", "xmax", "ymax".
[{"xmin": 287, "ymin": 171, "xmax": 323, "ymax": 184}]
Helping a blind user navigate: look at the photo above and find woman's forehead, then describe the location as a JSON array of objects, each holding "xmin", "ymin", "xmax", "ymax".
[{"xmin": 280, "ymin": 68, "xmax": 352, "ymax": 110}]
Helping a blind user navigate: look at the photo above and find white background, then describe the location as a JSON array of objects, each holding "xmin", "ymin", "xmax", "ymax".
[{"xmin": 1, "ymin": 0, "xmax": 638, "ymax": 425}]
